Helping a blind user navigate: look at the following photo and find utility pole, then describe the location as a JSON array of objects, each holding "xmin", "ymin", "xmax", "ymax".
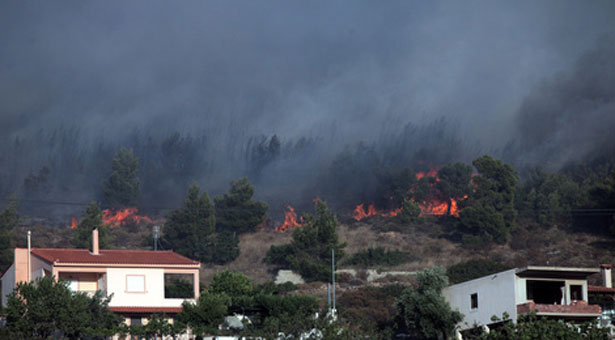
[{"xmin": 332, "ymin": 248, "xmax": 336, "ymax": 312}]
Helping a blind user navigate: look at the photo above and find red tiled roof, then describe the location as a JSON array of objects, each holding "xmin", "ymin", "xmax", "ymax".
[
  {"xmin": 588, "ymin": 285, "xmax": 615, "ymax": 294},
  {"xmin": 29, "ymin": 248, "xmax": 200, "ymax": 266},
  {"xmin": 110, "ymin": 306, "xmax": 183, "ymax": 314}
]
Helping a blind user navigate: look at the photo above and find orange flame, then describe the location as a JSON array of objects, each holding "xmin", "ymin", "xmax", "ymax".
[
  {"xmin": 275, "ymin": 206, "xmax": 304, "ymax": 232},
  {"xmin": 102, "ymin": 207, "xmax": 152, "ymax": 228},
  {"xmin": 417, "ymin": 199, "xmax": 449, "ymax": 217},
  {"xmin": 415, "ymin": 169, "xmax": 438, "ymax": 180},
  {"xmin": 352, "ymin": 204, "xmax": 402, "ymax": 221},
  {"xmin": 352, "ymin": 168, "xmax": 469, "ymax": 221},
  {"xmin": 70, "ymin": 217, "xmax": 78, "ymax": 229}
]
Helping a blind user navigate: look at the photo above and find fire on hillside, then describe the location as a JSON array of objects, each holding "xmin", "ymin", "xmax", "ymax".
[
  {"xmin": 69, "ymin": 207, "xmax": 153, "ymax": 229},
  {"xmin": 352, "ymin": 169, "xmax": 468, "ymax": 221},
  {"xmin": 275, "ymin": 206, "xmax": 304, "ymax": 232}
]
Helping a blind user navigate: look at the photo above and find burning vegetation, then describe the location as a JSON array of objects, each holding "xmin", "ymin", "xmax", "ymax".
[
  {"xmin": 275, "ymin": 206, "xmax": 304, "ymax": 233},
  {"xmin": 102, "ymin": 207, "xmax": 152, "ymax": 227},
  {"xmin": 69, "ymin": 207, "xmax": 152, "ymax": 229},
  {"xmin": 352, "ymin": 168, "xmax": 469, "ymax": 221}
]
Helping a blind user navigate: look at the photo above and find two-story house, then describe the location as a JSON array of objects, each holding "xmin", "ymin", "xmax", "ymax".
[
  {"xmin": 0, "ymin": 228, "xmax": 200, "ymax": 326},
  {"xmin": 443, "ymin": 266, "xmax": 603, "ymax": 333}
]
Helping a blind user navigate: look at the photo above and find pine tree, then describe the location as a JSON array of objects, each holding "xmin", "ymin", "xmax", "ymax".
[
  {"xmin": 164, "ymin": 183, "xmax": 216, "ymax": 262},
  {"xmin": 103, "ymin": 147, "xmax": 140, "ymax": 209},
  {"xmin": 214, "ymin": 177, "xmax": 267, "ymax": 234},
  {"xmin": 266, "ymin": 199, "xmax": 346, "ymax": 282},
  {"xmin": 458, "ymin": 155, "xmax": 518, "ymax": 245},
  {"xmin": 0, "ymin": 195, "xmax": 19, "ymax": 270},
  {"xmin": 72, "ymin": 202, "xmax": 110, "ymax": 249}
]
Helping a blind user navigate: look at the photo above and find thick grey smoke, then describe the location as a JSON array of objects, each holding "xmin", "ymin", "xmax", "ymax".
[
  {"xmin": 0, "ymin": 1, "xmax": 613, "ymax": 218},
  {"xmin": 510, "ymin": 35, "xmax": 615, "ymax": 169}
]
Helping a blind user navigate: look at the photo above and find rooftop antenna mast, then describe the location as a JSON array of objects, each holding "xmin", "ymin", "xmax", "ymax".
[{"xmin": 153, "ymin": 225, "xmax": 160, "ymax": 251}]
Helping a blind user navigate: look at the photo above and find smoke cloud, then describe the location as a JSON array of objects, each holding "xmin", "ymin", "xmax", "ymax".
[{"xmin": 0, "ymin": 1, "xmax": 613, "ymax": 218}]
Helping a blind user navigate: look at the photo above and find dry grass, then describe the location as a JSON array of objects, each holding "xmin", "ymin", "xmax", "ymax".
[
  {"xmin": 202, "ymin": 217, "xmax": 615, "ymax": 289},
  {"xmin": 20, "ymin": 213, "xmax": 615, "ymax": 290},
  {"xmin": 200, "ymin": 229, "xmax": 292, "ymax": 285}
]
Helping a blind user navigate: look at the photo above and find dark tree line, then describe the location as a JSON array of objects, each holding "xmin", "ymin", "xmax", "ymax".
[{"xmin": 164, "ymin": 178, "xmax": 267, "ymax": 265}]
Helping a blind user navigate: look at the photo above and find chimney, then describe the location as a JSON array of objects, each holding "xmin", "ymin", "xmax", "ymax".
[
  {"xmin": 92, "ymin": 228, "xmax": 99, "ymax": 255},
  {"xmin": 601, "ymin": 264, "xmax": 612, "ymax": 288}
]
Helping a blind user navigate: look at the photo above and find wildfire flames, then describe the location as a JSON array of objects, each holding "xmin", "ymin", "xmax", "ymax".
[
  {"xmin": 352, "ymin": 204, "xmax": 402, "ymax": 221},
  {"xmin": 352, "ymin": 169, "xmax": 468, "ymax": 221},
  {"xmin": 69, "ymin": 207, "xmax": 152, "ymax": 229},
  {"xmin": 103, "ymin": 207, "xmax": 152, "ymax": 227},
  {"xmin": 275, "ymin": 206, "xmax": 304, "ymax": 232}
]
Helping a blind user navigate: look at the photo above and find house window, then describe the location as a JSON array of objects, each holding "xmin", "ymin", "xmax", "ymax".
[
  {"xmin": 126, "ymin": 275, "xmax": 146, "ymax": 293},
  {"xmin": 164, "ymin": 273, "xmax": 195, "ymax": 299},
  {"xmin": 470, "ymin": 293, "xmax": 478, "ymax": 309},
  {"xmin": 570, "ymin": 285, "xmax": 583, "ymax": 301},
  {"xmin": 130, "ymin": 316, "xmax": 142, "ymax": 326},
  {"xmin": 68, "ymin": 279, "xmax": 79, "ymax": 292}
]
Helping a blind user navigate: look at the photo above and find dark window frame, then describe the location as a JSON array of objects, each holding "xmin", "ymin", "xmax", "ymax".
[{"xmin": 470, "ymin": 293, "xmax": 478, "ymax": 309}]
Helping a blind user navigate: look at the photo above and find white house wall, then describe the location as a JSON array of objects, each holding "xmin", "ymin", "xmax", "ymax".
[
  {"xmin": 443, "ymin": 269, "xmax": 518, "ymax": 331},
  {"xmin": 106, "ymin": 267, "xmax": 193, "ymax": 308},
  {"xmin": 1, "ymin": 264, "xmax": 15, "ymax": 307}
]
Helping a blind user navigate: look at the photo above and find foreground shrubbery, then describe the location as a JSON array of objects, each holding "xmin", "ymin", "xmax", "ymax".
[
  {"xmin": 465, "ymin": 312, "xmax": 609, "ymax": 340},
  {"xmin": 179, "ymin": 270, "xmax": 319, "ymax": 339},
  {"xmin": 1, "ymin": 276, "xmax": 121, "ymax": 339}
]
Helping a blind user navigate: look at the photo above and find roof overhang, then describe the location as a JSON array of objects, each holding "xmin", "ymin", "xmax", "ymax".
[
  {"xmin": 516, "ymin": 266, "xmax": 599, "ymax": 279},
  {"xmin": 52, "ymin": 263, "xmax": 201, "ymax": 269},
  {"xmin": 110, "ymin": 306, "xmax": 183, "ymax": 314}
]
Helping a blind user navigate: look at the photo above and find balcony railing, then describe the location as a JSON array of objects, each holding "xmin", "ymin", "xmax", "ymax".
[{"xmin": 517, "ymin": 300, "xmax": 601, "ymax": 316}]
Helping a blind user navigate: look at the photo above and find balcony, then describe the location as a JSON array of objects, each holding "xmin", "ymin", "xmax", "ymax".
[{"xmin": 517, "ymin": 300, "xmax": 602, "ymax": 318}]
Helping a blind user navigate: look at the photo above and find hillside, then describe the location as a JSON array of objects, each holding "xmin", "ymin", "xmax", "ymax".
[
  {"xmin": 199, "ymin": 215, "xmax": 615, "ymax": 288},
  {"xmin": 14, "ymin": 212, "xmax": 615, "ymax": 288}
]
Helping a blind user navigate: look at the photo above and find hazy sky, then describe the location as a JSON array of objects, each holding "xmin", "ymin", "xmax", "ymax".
[{"xmin": 1, "ymin": 1, "xmax": 614, "ymax": 150}]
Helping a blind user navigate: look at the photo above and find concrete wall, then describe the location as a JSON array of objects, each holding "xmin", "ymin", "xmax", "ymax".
[{"xmin": 443, "ymin": 269, "xmax": 517, "ymax": 331}]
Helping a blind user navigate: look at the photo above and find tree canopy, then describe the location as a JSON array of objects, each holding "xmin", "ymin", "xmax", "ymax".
[
  {"xmin": 395, "ymin": 267, "xmax": 463, "ymax": 340},
  {"xmin": 103, "ymin": 147, "xmax": 140, "ymax": 209},
  {"xmin": 3, "ymin": 276, "xmax": 120, "ymax": 339},
  {"xmin": 214, "ymin": 177, "xmax": 268, "ymax": 234},
  {"xmin": 266, "ymin": 199, "xmax": 346, "ymax": 282},
  {"xmin": 458, "ymin": 155, "xmax": 518, "ymax": 245},
  {"xmin": 72, "ymin": 201, "xmax": 110, "ymax": 249},
  {"xmin": 164, "ymin": 183, "xmax": 216, "ymax": 262},
  {"xmin": 0, "ymin": 195, "xmax": 18, "ymax": 270}
]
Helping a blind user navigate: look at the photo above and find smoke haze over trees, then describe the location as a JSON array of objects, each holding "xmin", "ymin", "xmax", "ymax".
[{"xmin": 0, "ymin": 1, "xmax": 614, "ymax": 219}]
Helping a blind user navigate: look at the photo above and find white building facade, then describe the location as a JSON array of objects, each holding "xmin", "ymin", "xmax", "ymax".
[{"xmin": 443, "ymin": 266, "xmax": 602, "ymax": 331}]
